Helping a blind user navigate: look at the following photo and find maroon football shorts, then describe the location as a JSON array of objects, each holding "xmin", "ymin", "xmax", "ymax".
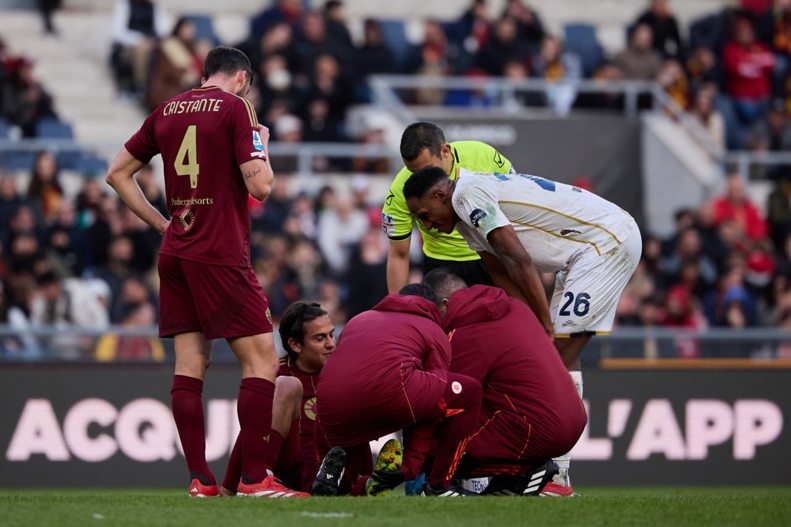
[{"xmin": 158, "ymin": 254, "xmax": 273, "ymax": 339}]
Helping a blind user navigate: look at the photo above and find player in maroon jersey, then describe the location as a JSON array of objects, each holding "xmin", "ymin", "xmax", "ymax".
[
  {"xmin": 312, "ymin": 284, "xmax": 483, "ymax": 497},
  {"xmin": 106, "ymin": 46, "xmax": 307, "ymax": 498},
  {"xmin": 422, "ymin": 269, "xmax": 587, "ymax": 496}
]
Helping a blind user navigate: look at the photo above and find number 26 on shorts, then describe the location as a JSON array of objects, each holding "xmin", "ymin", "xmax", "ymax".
[{"xmin": 559, "ymin": 291, "xmax": 591, "ymax": 317}]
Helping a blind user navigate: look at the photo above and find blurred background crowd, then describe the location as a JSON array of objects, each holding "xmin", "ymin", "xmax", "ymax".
[{"xmin": 3, "ymin": 0, "xmax": 791, "ymax": 361}]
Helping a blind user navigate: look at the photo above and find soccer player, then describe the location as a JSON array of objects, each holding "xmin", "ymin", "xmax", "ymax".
[
  {"xmin": 313, "ymin": 284, "xmax": 483, "ymax": 497},
  {"xmin": 276, "ymin": 301, "xmax": 336, "ymax": 491},
  {"xmin": 404, "ymin": 167, "xmax": 642, "ymax": 496},
  {"xmin": 422, "ymin": 269, "xmax": 587, "ymax": 495},
  {"xmin": 383, "ymin": 121, "xmax": 515, "ymax": 292},
  {"xmin": 106, "ymin": 45, "xmax": 307, "ymax": 497}
]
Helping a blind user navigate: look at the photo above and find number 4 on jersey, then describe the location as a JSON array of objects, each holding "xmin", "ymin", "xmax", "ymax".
[{"xmin": 175, "ymin": 125, "xmax": 200, "ymax": 188}]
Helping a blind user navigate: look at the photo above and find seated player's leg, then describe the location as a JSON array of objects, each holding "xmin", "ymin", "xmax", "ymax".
[
  {"xmin": 548, "ymin": 226, "xmax": 642, "ymax": 496},
  {"xmin": 221, "ymin": 376, "xmax": 303, "ymax": 496},
  {"xmin": 172, "ymin": 331, "xmax": 218, "ymax": 497},
  {"xmin": 367, "ymin": 438, "xmax": 405, "ymax": 496}
]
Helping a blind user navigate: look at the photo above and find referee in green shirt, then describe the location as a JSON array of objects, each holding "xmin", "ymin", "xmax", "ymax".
[{"xmin": 382, "ymin": 121, "xmax": 515, "ymax": 292}]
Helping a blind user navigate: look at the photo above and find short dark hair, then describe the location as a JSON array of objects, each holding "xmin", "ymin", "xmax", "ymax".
[
  {"xmin": 422, "ymin": 268, "xmax": 468, "ymax": 301},
  {"xmin": 398, "ymin": 283, "xmax": 440, "ymax": 305},
  {"xmin": 402, "ymin": 165, "xmax": 447, "ymax": 201},
  {"xmin": 203, "ymin": 45, "xmax": 254, "ymax": 85},
  {"xmin": 279, "ymin": 301, "xmax": 329, "ymax": 363},
  {"xmin": 400, "ymin": 121, "xmax": 446, "ymax": 162}
]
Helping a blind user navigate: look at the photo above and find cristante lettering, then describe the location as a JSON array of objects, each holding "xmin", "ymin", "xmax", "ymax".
[{"xmin": 162, "ymin": 98, "xmax": 222, "ymax": 117}]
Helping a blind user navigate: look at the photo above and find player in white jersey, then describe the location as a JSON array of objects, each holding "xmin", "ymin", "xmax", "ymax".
[{"xmin": 404, "ymin": 166, "xmax": 641, "ymax": 497}]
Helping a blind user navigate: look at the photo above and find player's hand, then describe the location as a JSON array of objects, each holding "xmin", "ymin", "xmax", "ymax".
[
  {"xmin": 158, "ymin": 219, "xmax": 171, "ymax": 236},
  {"xmin": 257, "ymin": 124, "xmax": 270, "ymax": 146},
  {"xmin": 372, "ymin": 468, "xmax": 405, "ymax": 490}
]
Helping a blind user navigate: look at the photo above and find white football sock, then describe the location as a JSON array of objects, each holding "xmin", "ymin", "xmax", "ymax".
[{"xmin": 552, "ymin": 371, "xmax": 583, "ymax": 485}]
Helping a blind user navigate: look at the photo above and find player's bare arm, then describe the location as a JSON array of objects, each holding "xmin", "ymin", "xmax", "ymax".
[
  {"xmin": 240, "ymin": 124, "xmax": 274, "ymax": 200},
  {"xmin": 486, "ymin": 225, "xmax": 554, "ymax": 338},
  {"xmin": 386, "ymin": 238, "xmax": 411, "ymax": 293},
  {"xmin": 106, "ymin": 147, "xmax": 170, "ymax": 235}
]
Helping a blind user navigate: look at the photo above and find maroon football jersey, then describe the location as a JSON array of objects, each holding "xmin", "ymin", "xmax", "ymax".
[
  {"xmin": 278, "ymin": 360, "xmax": 319, "ymax": 453},
  {"xmin": 125, "ymin": 86, "xmax": 264, "ymax": 267}
]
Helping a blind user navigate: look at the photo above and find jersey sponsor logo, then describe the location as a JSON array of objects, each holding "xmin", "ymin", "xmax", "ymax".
[
  {"xmin": 469, "ymin": 208, "xmax": 488, "ymax": 228},
  {"xmin": 385, "ymin": 191, "xmax": 395, "ymax": 206},
  {"xmin": 171, "ymin": 197, "xmax": 214, "ymax": 206},
  {"xmin": 382, "ymin": 213, "xmax": 396, "ymax": 236},
  {"xmin": 179, "ymin": 210, "xmax": 195, "ymax": 231},
  {"xmin": 252, "ymin": 130, "xmax": 263, "ymax": 151},
  {"xmin": 493, "ymin": 150, "xmax": 505, "ymax": 168}
]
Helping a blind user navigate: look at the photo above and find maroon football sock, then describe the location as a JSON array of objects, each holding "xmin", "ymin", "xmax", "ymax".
[
  {"xmin": 264, "ymin": 430, "xmax": 284, "ymax": 472},
  {"xmin": 222, "ymin": 433, "xmax": 242, "ymax": 492},
  {"xmin": 171, "ymin": 375, "xmax": 215, "ymax": 484},
  {"xmin": 282, "ymin": 418, "xmax": 302, "ymax": 467},
  {"xmin": 238, "ymin": 377, "xmax": 275, "ymax": 483},
  {"xmin": 428, "ymin": 374, "xmax": 482, "ymax": 489}
]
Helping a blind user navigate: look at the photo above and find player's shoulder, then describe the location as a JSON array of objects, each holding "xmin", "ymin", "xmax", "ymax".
[
  {"xmin": 384, "ymin": 166, "xmax": 412, "ymax": 209},
  {"xmin": 450, "ymin": 140, "xmax": 496, "ymax": 152}
]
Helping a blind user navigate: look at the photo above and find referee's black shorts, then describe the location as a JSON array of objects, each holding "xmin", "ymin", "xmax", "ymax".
[{"xmin": 422, "ymin": 256, "xmax": 494, "ymax": 287}]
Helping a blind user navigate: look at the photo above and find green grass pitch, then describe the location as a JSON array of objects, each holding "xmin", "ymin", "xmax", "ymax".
[{"xmin": 2, "ymin": 488, "xmax": 790, "ymax": 527}]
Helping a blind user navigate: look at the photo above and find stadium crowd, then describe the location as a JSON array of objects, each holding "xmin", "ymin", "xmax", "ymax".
[{"xmin": 5, "ymin": 0, "xmax": 791, "ymax": 361}]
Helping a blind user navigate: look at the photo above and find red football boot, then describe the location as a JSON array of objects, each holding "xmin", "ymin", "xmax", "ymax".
[
  {"xmin": 539, "ymin": 473, "xmax": 579, "ymax": 497},
  {"xmin": 188, "ymin": 478, "xmax": 221, "ymax": 498},
  {"xmin": 237, "ymin": 474, "xmax": 310, "ymax": 498}
]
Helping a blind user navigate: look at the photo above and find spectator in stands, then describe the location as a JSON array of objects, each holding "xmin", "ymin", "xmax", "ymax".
[
  {"xmin": 765, "ymin": 3, "xmax": 791, "ymax": 93},
  {"xmin": 275, "ymin": 113, "xmax": 303, "ymax": 143},
  {"xmin": 345, "ymin": 227, "xmax": 389, "ymax": 318},
  {"xmin": 633, "ymin": 0, "xmax": 684, "ymax": 60},
  {"xmin": 722, "ymin": 15, "xmax": 775, "ymax": 148},
  {"xmin": 135, "ymin": 164, "xmax": 168, "ymax": 217},
  {"xmin": 3, "ymin": 56, "xmax": 56, "ymax": 137},
  {"xmin": 696, "ymin": 200, "xmax": 730, "ymax": 263},
  {"xmin": 0, "ymin": 280, "xmax": 40, "ymax": 358},
  {"xmin": 110, "ymin": 0, "xmax": 170, "ymax": 95},
  {"xmin": 656, "ymin": 59, "xmax": 690, "ymax": 109},
  {"xmin": 686, "ymin": 46, "xmax": 718, "ymax": 93},
  {"xmin": 615, "ymin": 23, "xmax": 664, "ymax": 80},
  {"xmin": 86, "ymin": 235, "xmax": 134, "ymax": 323},
  {"xmin": 317, "ymin": 277, "xmax": 347, "ymax": 324},
  {"xmin": 767, "ymin": 168, "xmax": 791, "ymax": 250},
  {"xmin": 75, "ymin": 178, "xmax": 106, "ymax": 227},
  {"xmin": 660, "ymin": 227, "xmax": 719, "ymax": 287},
  {"xmin": 746, "ymin": 97, "xmax": 791, "ymax": 151},
  {"xmin": 250, "ymin": 0, "xmax": 302, "ymax": 41},
  {"xmin": 447, "ymin": 0, "xmax": 490, "ymax": 57},
  {"xmin": 502, "ymin": 0, "xmax": 545, "ymax": 54},
  {"xmin": 27, "ymin": 151, "xmax": 63, "ymax": 223},
  {"xmin": 300, "ymin": 54, "xmax": 351, "ymax": 140},
  {"xmin": 702, "ymin": 265, "xmax": 759, "ymax": 327},
  {"xmin": 269, "ymin": 238, "xmax": 323, "ymax": 316},
  {"xmin": 323, "ymin": 1, "xmax": 354, "ymax": 51},
  {"xmin": 121, "ymin": 208, "xmax": 160, "ymax": 274},
  {"xmin": 0, "ymin": 176, "xmax": 24, "ymax": 240},
  {"xmin": 255, "ymin": 178, "xmax": 292, "ymax": 234},
  {"xmin": 115, "ymin": 275, "xmax": 156, "ymax": 323},
  {"xmin": 477, "ymin": 16, "xmax": 527, "ymax": 77},
  {"xmin": 257, "ymin": 54, "xmax": 296, "ymax": 130},
  {"xmin": 145, "ymin": 17, "xmax": 200, "ymax": 111},
  {"xmin": 46, "ymin": 201, "xmax": 90, "ymax": 277},
  {"xmin": 86, "ymin": 194, "xmax": 124, "ymax": 267},
  {"xmin": 691, "ymin": 85, "xmax": 726, "ymax": 151},
  {"xmin": 407, "ymin": 20, "xmax": 451, "ymax": 101},
  {"xmin": 658, "ymin": 284, "xmax": 707, "ymax": 357},
  {"xmin": 4, "ymin": 205, "xmax": 43, "ymax": 258},
  {"xmin": 37, "ymin": 0, "xmax": 61, "ymax": 35},
  {"xmin": 532, "ymin": 35, "xmax": 582, "ymax": 81},
  {"xmin": 293, "ymin": 11, "xmax": 350, "ymax": 81},
  {"xmin": 95, "ymin": 300, "xmax": 164, "ymax": 362},
  {"xmin": 712, "ymin": 173, "xmax": 770, "ymax": 241},
  {"xmin": 354, "ymin": 19, "xmax": 397, "ymax": 99},
  {"xmin": 317, "ymin": 197, "xmax": 369, "ymax": 275},
  {"xmin": 574, "ymin": 60, "xmax": 626, "ymax": 110}
]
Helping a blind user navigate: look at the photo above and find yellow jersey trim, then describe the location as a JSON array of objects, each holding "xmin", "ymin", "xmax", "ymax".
[{"xmin": 499, "ymin": 200, "xmax": 622, "ymax": 246}]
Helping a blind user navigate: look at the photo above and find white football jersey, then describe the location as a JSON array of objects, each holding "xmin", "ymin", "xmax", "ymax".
[{"xmin": 453, "ymin": 168, "xmax": 636, "ymax": 273}]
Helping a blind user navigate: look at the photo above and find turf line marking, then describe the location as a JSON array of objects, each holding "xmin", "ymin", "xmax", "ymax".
[{"xmin": 300, "ymin": 512, "xmax": 354, "ymax": 518}]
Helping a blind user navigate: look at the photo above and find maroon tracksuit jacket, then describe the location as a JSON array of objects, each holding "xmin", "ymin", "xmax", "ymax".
[
  {"xmin": 444, "ymin": 286, "xmax": 587, "ymax": 470},
  {"xmin": 315, "ymin": 294, "xmax": 451, "ymax": 447}
]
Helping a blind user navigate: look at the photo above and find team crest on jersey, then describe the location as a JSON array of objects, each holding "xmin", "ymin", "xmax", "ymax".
[
  {"xmin": 252, "ymin": 130, "xmax": 263, "ymax": 151},
  {"xmin": 469, "ymin": 208, "xmax": 487, "ymax": 228},
  {"xmin": 304, "ymin": 397, "xmax": 317, "ymax": 420},
  {"xmin": 179, "ymin": 209, "xmax": 194, "ymax": 231}
]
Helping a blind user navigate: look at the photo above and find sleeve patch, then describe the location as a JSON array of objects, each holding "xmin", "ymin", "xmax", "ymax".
[
  {"xmin": 470, "ymin": 208, "xmax": 488, "ymax": 228},
  {"xmin": 382, "ymin": 212, "xmax": 396, "ymax": 236},
  {"xmin": 252, "ymin": 130, "xmax": 263, "ymax": 151}
]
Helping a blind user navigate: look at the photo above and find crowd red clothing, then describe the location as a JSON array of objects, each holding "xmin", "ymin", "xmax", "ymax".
[
  {"xmin": 722, "ymin": 40, "xmax": 775, "ymax": 100},
  {"xmin": 125, "ymin": 86, "xmax": 263, "ymax": 267},
  {"xmin": 278, "ymin": 360, "xmax": 320, "ymax": 491},
  {"xmin": 712, "ymin": 194, "xmax": 769, "ymax": 240},
  {"xmin": 444, "ymin": 286, "xmax": 587, "ymax": 474}
]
